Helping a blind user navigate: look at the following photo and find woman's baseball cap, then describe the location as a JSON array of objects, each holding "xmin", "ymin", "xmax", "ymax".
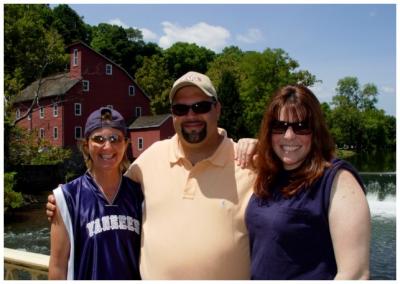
[{"xmin": 84, "ymin": 107, "xmax": 127, "ymax": 137}]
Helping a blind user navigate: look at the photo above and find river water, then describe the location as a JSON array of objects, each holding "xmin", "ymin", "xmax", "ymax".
[{"xmin": 4, "ymin": 172, "xmax": 396, "ymax": 280}]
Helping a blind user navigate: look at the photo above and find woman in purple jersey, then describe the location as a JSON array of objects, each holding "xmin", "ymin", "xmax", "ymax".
[
  {"xmin": 49, "ymin": 107, "xmax": 142, "ymax": 280},
  {"xmin": 245, "ymin": 85, "xmax": 371, "ymax": 280}
]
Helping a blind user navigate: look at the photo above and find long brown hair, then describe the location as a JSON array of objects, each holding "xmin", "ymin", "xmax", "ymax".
[{"xmin": 253, "ymin": 85, "xmax": 336, "ymax": 199}]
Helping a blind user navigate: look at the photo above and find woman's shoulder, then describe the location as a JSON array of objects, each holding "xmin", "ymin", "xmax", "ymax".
[{"xmin": 122, "ymin": 176, "xmax": 144, "ymax": 200}]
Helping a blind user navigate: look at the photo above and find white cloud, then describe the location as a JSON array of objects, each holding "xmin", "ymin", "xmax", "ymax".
[
  {"xmin": 140, "ymin": 28, "xmax": 158, "ymax": 42},
  {"xmin": 236, "ymin": 28, "xmax": 263, "ymax": 44},
  {"xmin": 108, "ymin": 18, "xmax": 129, "ymax": 29},
  {"xmin": 108, "ymin": 18, "xmax": 158, "ymax": 42},
  {"xmin": 381, "ymin": 86, "xmax": 395, "ymax": 93},
  {"xmin": 158, "ymin": 21, "xmax": 230, "ymax": 52}
]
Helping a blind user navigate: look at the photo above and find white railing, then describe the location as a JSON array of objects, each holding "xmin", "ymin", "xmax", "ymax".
[{"xmin": 4, "ymin": 248, "xmax": 49, "ymax": 280}]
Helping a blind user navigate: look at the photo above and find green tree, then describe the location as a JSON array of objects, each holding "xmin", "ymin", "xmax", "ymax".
[
  {"xmin": 91, "ymin": 23, "xmax": 132, "ymax": 66},
  {"xmin": 90, "ymin": 23, "xmax": 160, "ymax": 75},
  {"xmin": 135, "ymin": 55, "xmax": 174, "ymax": 114},
  {"xmin": 217, "ymin": 71, "xmax": 247, "ymax": 140},
  {"xmin": 8, "ymin": 126, "xmax": 72, "ymax": 166},
  {"xmin": 4, "ymin": 4, "xmax": 67, "ymax": 100},
  {"xmin": 4, "ymin": 172, "xmax": 24, "ymax": 212},
  {"xmin": 333, "ymin": 77, "xmax": 378, "ymax": 111},
  {"xmin": 239, "ymin": 48, "xmax": 318, "ymax": 136},
  {"xmin": 164, "ymin": 42, "xmax": 216, "ymax": 79},
  {"xmin": 51, "ymin": 4, "xmax": 90, "ymax": 45},
  {"xmin": 207, "ymin": 46, "xmax": 244, "ymax": 89},
  {"xmin": 331, "ymin": 77, "xmax": 388, "ymax": 151}
]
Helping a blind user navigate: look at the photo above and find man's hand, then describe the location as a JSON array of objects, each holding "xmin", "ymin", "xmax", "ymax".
[
  {"xmin": 235, "ymin": 138, "xmax": 258, "ymax": 168},
  {"xmin": 46, "ymin": 194, "xmax": 57, "ymax": 222}
]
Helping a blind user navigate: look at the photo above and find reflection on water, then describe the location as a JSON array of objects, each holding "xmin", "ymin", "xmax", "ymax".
[
  {"xmin": 362, "ymin": 172, "xmax": 396, "ymax": 280},
  {"xmin": 370, "ymin": 217, "xmax": 396, "ymax": 280},
  {"xmin": 3, "ymin": 173, "xmax": 396, "ymax": 280}
]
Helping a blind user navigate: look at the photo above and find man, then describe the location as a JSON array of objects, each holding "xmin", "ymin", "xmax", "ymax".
[{"xmin": 47, "ymin": 71, "xmax": 255, "ymax": 279}]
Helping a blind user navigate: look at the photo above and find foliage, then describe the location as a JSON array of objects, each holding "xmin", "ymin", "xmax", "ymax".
[
  {"xmin": 8, "ymin": 126, "xmax": 72, "ymax": 166},
  {"xmin": 90, "ymin": 23, "xmax": 161, "ymax": 75},
  {"xmin": 216, "ymin": 71, "xmax": 247, "ymax": 140},
  {"xmin": 333, "ymin": 77, "xmax": 378, "ymax": 111},
  {"xmin": 135, "ymin": 55, "xmax": 174, "ymax": 114},
  {"xmin": 4, "ymin": 4, "xmax": 394, "ymax": 153},
  {"xmin": 207, "ymin": 46, "xmax": 244, "ymax": 89},
  {"xmin": 336, "ymin": 149, "xmax": 357, "ymax": 159},
  {"xmin": 330, "ymin": 76, "xmax": 394, "ymax": 151},
  {"xmin": 4, "ymin": 4, "xmax": 68, "ymax": 102},
  {"xmin": 52, "ymin": 4, "xmax": 91, "ymax": 45},
  {"xmin": 239, "ymin": 48, "xmax": 318, "ymax": 136},
  {"xmin": 164, "ymin": 42, "xmax": 216, "ymax": 79},
  {"xmin": 4, "ymin": 172, "xmax": 24, "ymax": 211}
]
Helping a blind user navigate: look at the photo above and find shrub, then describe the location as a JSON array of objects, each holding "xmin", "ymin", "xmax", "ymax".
[{"xmin": 4, "ymin": 172, "xmax": 24, "ymax": 211}]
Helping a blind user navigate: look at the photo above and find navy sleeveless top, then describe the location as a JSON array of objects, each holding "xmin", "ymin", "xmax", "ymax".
[
  {"xmin": 57, "ymin": 172, "xmax": 143, "ymax": 280},
  {"xmin": 245, "ymin": 159, "xmax": 365, "ymax": 280}
]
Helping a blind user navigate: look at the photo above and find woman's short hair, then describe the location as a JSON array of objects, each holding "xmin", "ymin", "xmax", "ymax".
[{"xmin": 253, "ymin": 84, "xmax": 336, "ymax": 199}]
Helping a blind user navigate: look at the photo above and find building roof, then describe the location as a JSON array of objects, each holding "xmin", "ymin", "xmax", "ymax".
[
  {"xmin": 13, "ymin": 73, "xmax": 80, "ymax": 103},
  {"xmin": 128, "ymin": 114, "xmax": 172, "ymax": 129}
]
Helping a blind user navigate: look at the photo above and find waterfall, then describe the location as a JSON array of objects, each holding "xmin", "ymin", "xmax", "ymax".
[{"xmin": 367, "ymin": 192, "xmax": 396, "ymax": 218}]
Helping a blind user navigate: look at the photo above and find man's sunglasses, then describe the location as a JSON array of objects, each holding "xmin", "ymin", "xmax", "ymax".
[
  {"xmin": 271, "ymin": 120, "xmax": 312, "ymax": 135},
  {"xmin": 171, "ymin": 101, "xmax": 216, "ymax": 116},
  {"xmin": 90, "ymin": 134, "xmax": 125, "ymax": 145}
]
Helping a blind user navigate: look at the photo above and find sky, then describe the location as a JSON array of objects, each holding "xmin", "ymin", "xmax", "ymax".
[{"xmin": 45, "ymin": 4, "xmax": 399, "ymax": 116}]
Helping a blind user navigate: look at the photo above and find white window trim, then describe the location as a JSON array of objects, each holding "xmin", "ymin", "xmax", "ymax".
[
  {"xmin": 82, "ymin": 80, "xmax": 90, "ymax": 92},
  {"xmin": 28, "ymin": 113, "xmax": 32, "ymax": 120},
  {"xmin": 74, "ymin": 103, "xmax": 82, "ymax": 116},
  {"xmin": 137, "ymin": 137, "xmax": 144, "ymax": 150},
  {"xmin": 129, "ymin": 85, "xmax": 135, "ymax": 96},
  {"xmin": 40, "ymin": 128, "xmax": 45, "ymax": 139},
  {"xmin": 73, "ymin": 49, "xmax": 78, "ymax": 66},
  {"xmin": 53, "ymin": 127, "xmax": 58, "ymax": 140},
  {"xmin": 106, "ymin": 64, "xmax": 112, "ymax": 75},
  {"xmin": 39, "ymin": 107, "xmax": 44, "ymax": 119},
  {"xmin": 53, "ymin": 104, "xmax": 59, "ymax": 117},
  {"xmin": 75, "ymin": 126, "xmax": 82, "ymax": 139},
  {"xmin": 135, "ymin": 107, "xmax": 142, "ymax": 117},
  {"xmin": 72, "ymin": 48, "xmax": 78, "ymax": 66}
]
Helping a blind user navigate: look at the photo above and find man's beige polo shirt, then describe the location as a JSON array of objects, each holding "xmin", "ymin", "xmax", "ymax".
[{"xmin": 125, "ymin": 129, "xmax": 255, "ymax": 279}]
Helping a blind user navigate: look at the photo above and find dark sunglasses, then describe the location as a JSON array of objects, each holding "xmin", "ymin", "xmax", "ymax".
[
  {"xmin": 271, "ymin": 120, "xmax": 312, "ymax": 135},
  {"xmin": 90, "ymin": 134, "xmax": 125, "ymax": 145},
  {"xmin": 171, "ymin": 101, "xmax": 216, "ymax": 116}
]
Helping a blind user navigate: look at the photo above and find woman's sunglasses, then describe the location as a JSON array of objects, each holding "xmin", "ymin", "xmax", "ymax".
[
  {"xmin": 171, "ymin": 101, "xmax": 216, "ymax": 116},
  {"xmin": 271, "ymin": 120, "xmax": 312, "ymax": 135},
  {"xmin": 90, "ymin": 134, "xmax": 125, "ymax": 145}
]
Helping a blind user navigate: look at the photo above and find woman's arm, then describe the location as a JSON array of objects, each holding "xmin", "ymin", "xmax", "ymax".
[
  {"xmin": 48, "ymin": 207, "xmax": 70, "ymax": 279},
  {"xmin": 329, "ymin": 169, "xmax": 371, "ymax": 280}
]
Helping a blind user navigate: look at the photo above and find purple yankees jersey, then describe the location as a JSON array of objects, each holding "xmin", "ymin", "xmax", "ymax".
[{"xmin": 53, "ymin": 172, "xmax": 143, "ymax": 280}]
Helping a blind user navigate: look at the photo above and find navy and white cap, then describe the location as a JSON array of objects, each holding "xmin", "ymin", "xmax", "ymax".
[{"xmin": 84, "ymin": 107, "xmax": 127, "ymax": 137}]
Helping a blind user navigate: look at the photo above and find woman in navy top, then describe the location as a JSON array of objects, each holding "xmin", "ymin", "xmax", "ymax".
[
  {"xmin": 245, "ymin": 85, "xmax": 371, "ymax": 280},
  {"xmin": 49, "ymin": 107, "xmax": 142, "ymax": 280}
]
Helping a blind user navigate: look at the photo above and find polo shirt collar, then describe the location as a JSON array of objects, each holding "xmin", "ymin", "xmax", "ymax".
[{"xmin": 169, "ymin": 128, "xmax": 230, "ymax": 167}]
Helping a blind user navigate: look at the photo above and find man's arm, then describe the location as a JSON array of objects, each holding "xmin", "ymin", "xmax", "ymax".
[
  {"xmin": 235, "ymin": 138, "xmax": 258, "ymax": 168},
  {"xmin": 46, "ymin": 194, "xmax": 57, "ymax": 221}
]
